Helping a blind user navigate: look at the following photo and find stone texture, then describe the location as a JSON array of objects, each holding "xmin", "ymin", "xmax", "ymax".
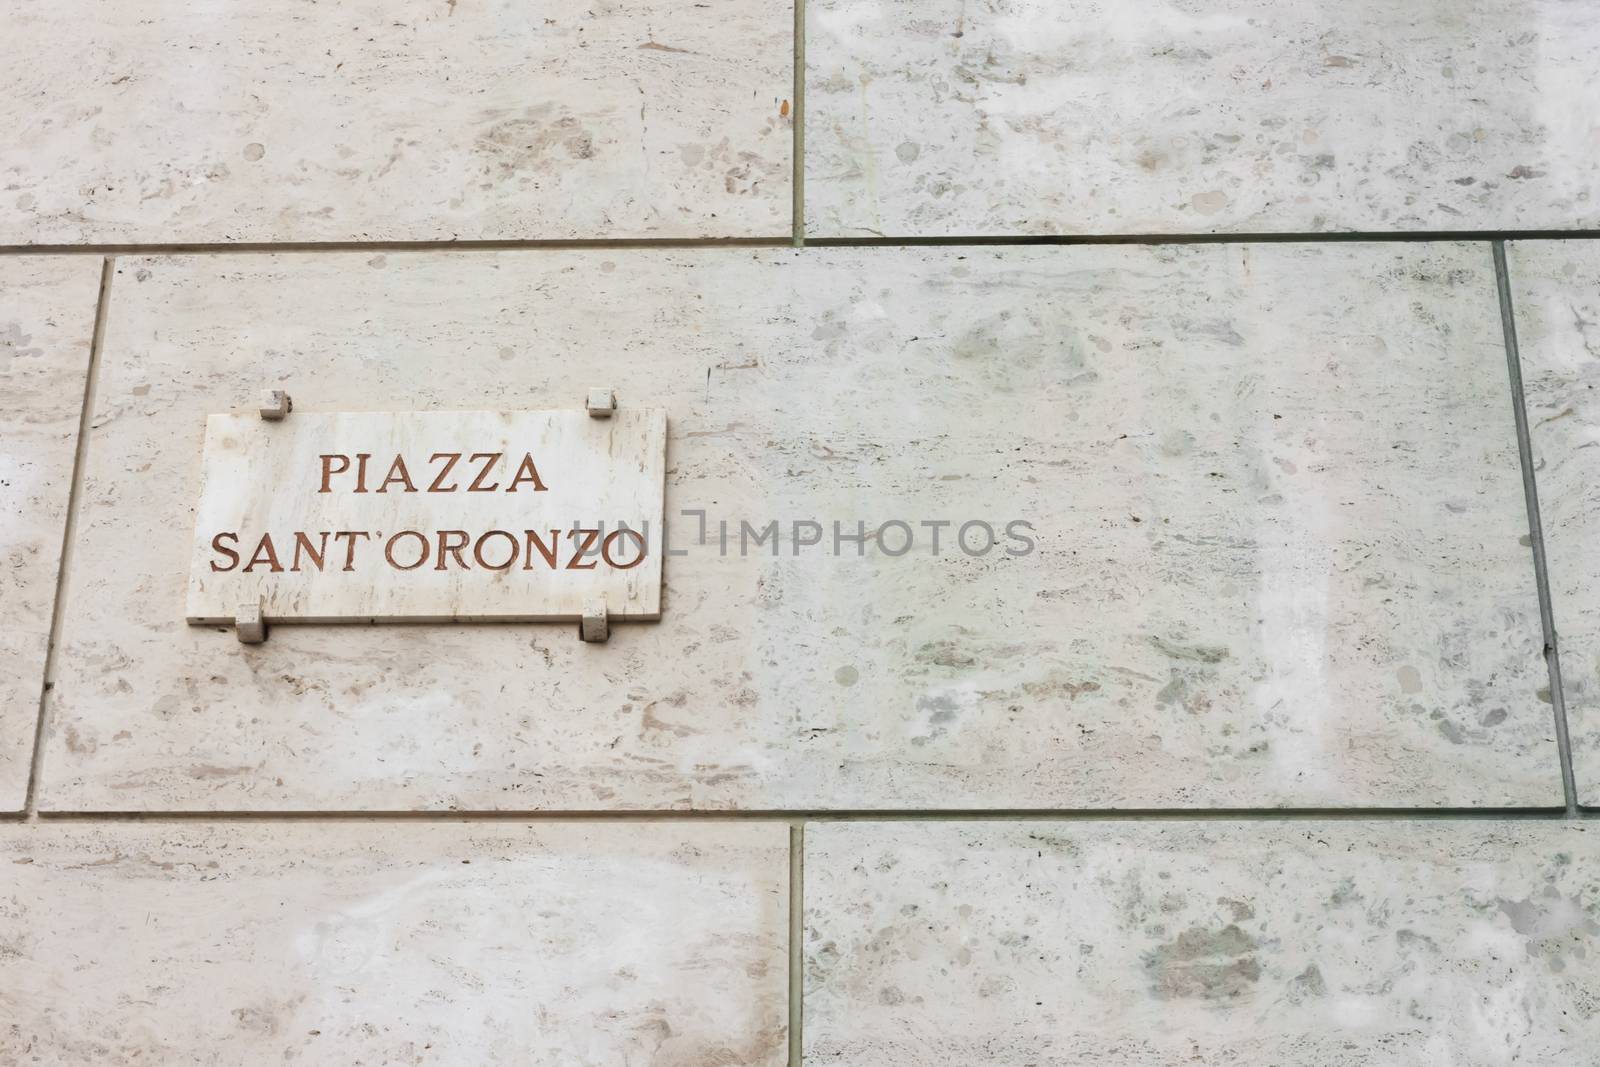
[
  {"xmin": 805, "ymin": 0, "xmax": 1600, "ymax": 237},
  {"xmin": 0, "ymin": 820, "xmax": 788, "ymax": 1064},
  {"xmin": 1507, "ymin": 241, "xmax": 1600, "ymax": 807},
  {"xmin": 804, "ymin": 820, "xmax": 1600, "ymax": 1065},
  {"xmin": 40, "ymin": 244, "xmax": 1552, "ymax": 811},
  {"xmin": 0, "ymin": 256, "xmax": 100, "ymax": 811},
  {"xmin": 3, "ymin": 0, "xmax": 791, "ymax": 244}
]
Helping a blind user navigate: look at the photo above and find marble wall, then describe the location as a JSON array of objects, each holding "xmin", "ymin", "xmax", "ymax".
[
  {"xmin": 805, "ymin": 0, "xmax": 1600, "ymax": 237},
  {"xmin": 1, "ymin": 1, "xmax": 1597, "ymax": 1063}
]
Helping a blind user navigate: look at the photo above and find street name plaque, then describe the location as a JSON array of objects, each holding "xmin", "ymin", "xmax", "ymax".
[{"xmin": 186, "ymin": 405, "xmax": 665, "ymax": 640}]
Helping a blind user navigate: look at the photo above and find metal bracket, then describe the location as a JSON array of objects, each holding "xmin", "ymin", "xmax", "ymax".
[
  {"xmin": 580, "ymin": 598, "xmax": 609, "ymax": 643},
  {"xmin": 236, "ymin": 599, "xmax": 266, "ymax": 644},
  {"xmin": 260, "ymin": 389, "xmax": 293, "ymax": 420},
  {"xmin": 586, "ymin": 387, "xmax": 616, "ymax": 418}
]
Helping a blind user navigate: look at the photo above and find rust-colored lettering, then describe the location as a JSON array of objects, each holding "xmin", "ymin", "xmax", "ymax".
[
  {"xmin": 506, "ymin": 452, "xmax": 548, "ymax": 492},
  {"xmin": 523, "ymin": 529, "xmax": 560, "ymax": 569},
  {"xmin": 318, "ymin": 454, "xmax": 350, "ymax": 493},
  {"xmin": 473, "ymin": 529, "xmax": 518, "ymax": 570},
  {"xmin": 602, "ymin": 529, "xmax": 648, "ymax": 569},
  {"xmin": 243, "ymin": 532, "xmax": 284, "ymax": 573},
  {"xmin": 435, "ymin": 529, "xmax": 470, "ymax": 570},
  {"xmin": 353, "ymin": 453, "xmax": 373, "ymax": 493},
  {"xmin": 467, "ymin": 452, "xmax": 502, "ymax": 492},
  {"xmin": 376, "ymin": 455, "xmax": 417, "ymax": 493},
  {"xmin": 209, "ymin": 531, "xmax": 240, "ymax": 572},
  {"xmin": 331, "ymin": 530, "xmax": 370, "ymax": 571},
  {"xmin": 565, "ymin": 528, "xmax": 600, "ymax": 570},
  {"xmin": 428, "ymin": 452, "xmax": 462, "ymax": 492},
  {"xmin": 384, "ymin": 530, "xmax": 428, "ymax": 570},
  {"xmin": 292, "ymin": 531, "xmax": 329, "ymax": 572}
]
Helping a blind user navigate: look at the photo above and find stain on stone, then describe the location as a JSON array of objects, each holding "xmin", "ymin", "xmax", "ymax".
[
  {"xmin": 1176, "ymin": 317, "xmax": 1245, "ymax": 346},
  {"xmin": 1217, "ymin": 897, "xmax": 1255, "ymax": 921},
  {"xmin": 1396, "ymin": 665, "xmax": 1423, "ymax": 693},
  {"xmin": 1025, "ymin": 830, "xmax": 1081, "ymax": 855},
  {"xmin": 1160, "ymin": 429, "xmax": 1196, "ymax": 457},
  {"xmin": 1498, "ymin": 890, "xmax": 1599, "ymax": 938},
  {"xmin": 1288, "ymin": 963, "xmax": 1327, "ymax": 1000},
  {"xmin": 187, "ymin": 763, "xmax": 254, "ymax": 779},
  {"xmin": 1396, "ymin": 929, "xmax": 1439, "ymax": 953},
  {"xmin": 1148, "ymin": 636, "xmax": 1229, "ymax": 664},
  {"xmin": 1327, "ymin": 877, "xmax": 1363, "ymax": 907},
  {"xmin": 242, "ymin": 142, "xmax": 265, "ymax": 162},
  {"xmin": 916, "ymin": 640, "xmax": 976, "ymax": 669},
  {"xmin": 834, "ymin": 665, "xmax": 859, "ymax": 686},
  {"xmin": 1144, "ymin": 923, "xmax": 1262, "ymax": 1000},
  {"xmin": 1497, "ymin": 889, "xmax": 1600, "ymax": 973},
  {"xmin": 912, "ymin": 693, "xmax": 961, "ymax": 745},
  {"xmin": 63, "ymin": 725, "xmax": 95, "ymax": 755},
  {"xmin": 1, "ymin": 322, "xmax": 43, "ymax": 361},
  {"xmin": 1155, "ymin": 673, "xmax": 1187, "ymax": 707}
]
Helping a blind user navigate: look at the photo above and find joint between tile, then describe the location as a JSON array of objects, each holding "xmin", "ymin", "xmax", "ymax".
[
  {"xmin": 1492, "ymin": 239, "xmax": 1580, "ymax": 815},
  {"xmin": 791, "ymin": 0, "xmax": 806, "ymax": 248},
  {"xmin": 25, "ymin": 256, "xmax": 115, "ymax": 820},
  {"xmin": 788, "ymin": 820, "xmax": 805, "ymax": 1067}
]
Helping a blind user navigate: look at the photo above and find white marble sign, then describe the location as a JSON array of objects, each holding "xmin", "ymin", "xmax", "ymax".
[{"xmin": 186, "ymin": 408, "xmax": 666, "ymax": 627}]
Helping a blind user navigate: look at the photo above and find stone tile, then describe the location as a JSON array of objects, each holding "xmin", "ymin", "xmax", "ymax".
[
  {"xmin": 40, "ymin": 244, "xmax": 1551, "ymax": 811},
  {"xmin": 804, "ymin": 820, "xmax": 1600, "ymax": 1065},
  {"xmin": 805, "ymin": 0, "xmax": 1600, "ymax": 237},
  {"xmin": 0, "ymin": 256, "xmax": 100, "ymax": 811},
  {"xmin": 3, "ymin": 0, "xmax": 791, "ymax": 244},
  {"xmin": 0, "ymin": 820, "xmax": 788, "ymax": 1063},
  {"xmin": 1507, "ymin": 240, "xmax": 1600, "ymax": 807}
]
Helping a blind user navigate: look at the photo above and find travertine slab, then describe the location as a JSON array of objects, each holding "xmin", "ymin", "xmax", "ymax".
[
  {"xmin": 2, "ymin": 0, "xmax": 791, "ymax": 243},
  {"xmin": 0, "ymin": 821, "xmax": 788, "ymax": 1064},
  {"xmin": 187, "ymin": 409, "xmax": 666, "ymax": 625},
  {"xmin": 1507, "ymin": 241, "xmax": 1600, "ymax": 807},
  {"xmin": 41, "ymin": 245, "xmax": 1551, "ymax": 810},
  {"xmin": 806, "ymin": 0, "xmax": 1600, "ymax": 237},
  {"xmin": 0, "ymin": 256, "xmax": 99, "ymax": 811},
  {"xmin": 804, "ymin": 820, "xmax": 1600, "ymax": 1065}
]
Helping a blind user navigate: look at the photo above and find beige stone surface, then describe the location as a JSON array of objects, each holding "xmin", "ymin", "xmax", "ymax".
[
  {"xmin": 0, "ymin": 256, "xmax": 100, "ymax": 811},
  {"xmin": 2, "ymin": 0, "xmax": 792, "ymax": 244},
  {"xmin": 1507, "ymin": 241, "xmax": 1600, "ymax": 807},
  {"xmin": 40, "ymin": 244, "xmax": 1552, "ymax": 811},
  {"xmin": 0, "ymin": 820, "xmax": 788, "ymax": 1064},
  {"xmin": 806, "ymin": 0, "xmax": 1600, "ymax": 237},
  {"xmin": 804, "ymin": 820, "xmax": 1600, "ymax": 1065},
  {"xmin": 186, "ymin": 408, "xmax": 667, "ymax": 625}
]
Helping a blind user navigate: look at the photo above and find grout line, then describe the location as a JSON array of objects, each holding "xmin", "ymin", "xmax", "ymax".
[
  {"xmin": 791, "ymin": 0, "xmax": 805, "ymax": 248},
  {"xmin": 805, "ymin": 230, "xmax": 1600, "ymax": 247},
  {"xmin": 787, "ymin": 821, "xmax": 805, "ymax": 1067},
  {"xmin": 24, "ymin": 256, "xmax": 114, "ymax": 821},
  {"xmin": 5, "ymin": 806, "xmax": 1589, "ymax": 824},
  {"xmin": 4, "ymin": 230, "xmax": 1600, "ymax": 258},
  {"xmin": 1493, "ymin": 240, "xmax": 1581, "ymax": 815},
  {"xmin": 0, "ymin": 237, "xmax": 791, "ymax": 256}
]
